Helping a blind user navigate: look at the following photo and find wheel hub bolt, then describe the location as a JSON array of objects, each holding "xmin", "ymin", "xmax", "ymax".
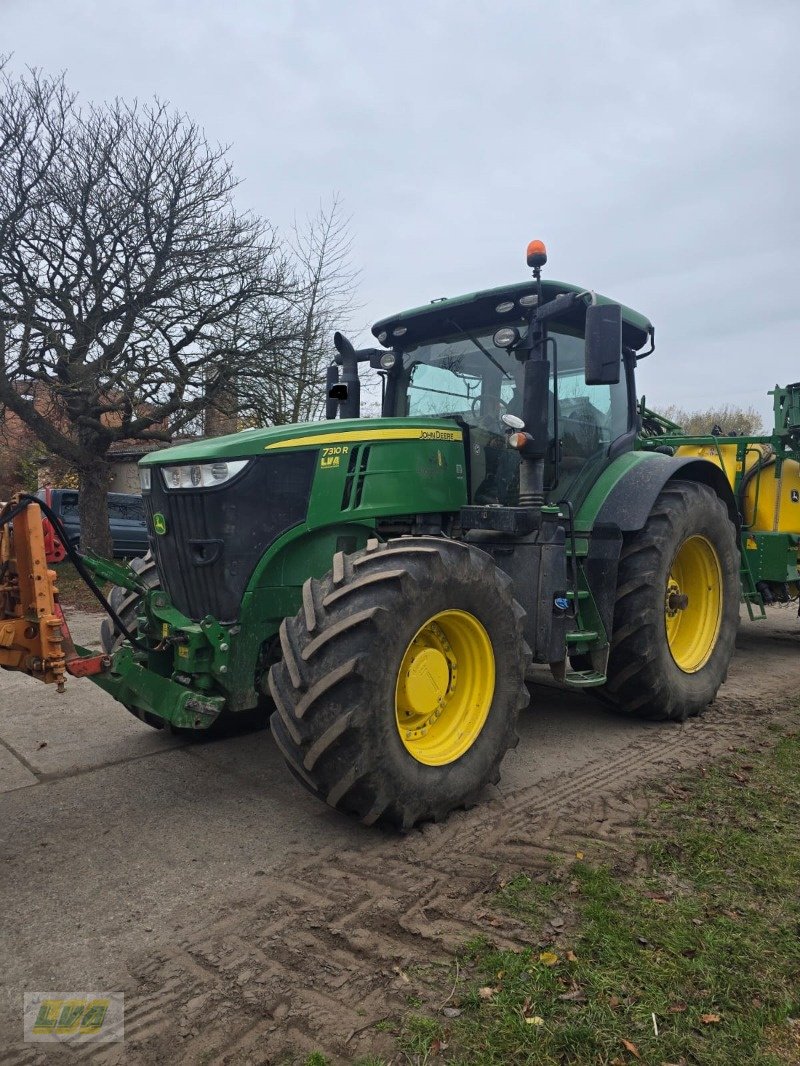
[{"xmin": 667, "ymin": 591, "xmax": 689, "ymax": 612}]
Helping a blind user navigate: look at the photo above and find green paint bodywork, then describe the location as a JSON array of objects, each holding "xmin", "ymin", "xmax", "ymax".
[
  {"xmin": 573, "ymin": 450, "xmax": 668, "ymax": 533},
  {"xmin": 139, "ymin": 416, "xmax": 466, "ymax": 465},
  {"xmin": 92, "ymin": 646, "xmax": 226, "ymax": 728},
  {"xmin": 98, "ymin": 418, "xmax": 469, "ymax": 727},
  {"xmin": 372, "ymin": 279, "xmax": 653, "ymax": 351},
  {"xmin": 744, "ymin": 531, "xmax": 800, "ymax": 586}
]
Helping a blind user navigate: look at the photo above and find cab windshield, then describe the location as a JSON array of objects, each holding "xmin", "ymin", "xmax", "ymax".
[
  {"xmin": 396, "ymin": 327, "xmax": 520, "ymax": 425},
  {"xmin": 390, "ymin": 319, "xmax": 630, "ymax": 505},
  {"xmin": 393, "ymin": 322, "xmax": 629, "ymax": 438}
]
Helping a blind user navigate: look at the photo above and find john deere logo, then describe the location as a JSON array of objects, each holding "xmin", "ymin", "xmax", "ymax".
[{"xmin": 152, "ymin": 513, "xmax": 167, "ymax": 535}]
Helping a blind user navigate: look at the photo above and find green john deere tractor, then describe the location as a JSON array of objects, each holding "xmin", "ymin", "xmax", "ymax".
[{"xmin": 1, "ymin": 241, "xmax": 742, "ymax": 829}]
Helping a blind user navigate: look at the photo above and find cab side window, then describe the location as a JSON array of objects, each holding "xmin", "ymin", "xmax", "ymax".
[{"xmin": 550, "ymin": 329, "xmax": 629, "ymax": 489}]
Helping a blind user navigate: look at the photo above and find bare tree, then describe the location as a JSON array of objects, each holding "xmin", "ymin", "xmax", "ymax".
[
  {"xmin": 0, "ymin": 61, "xmax": 295, "ymax": 554},
  {"xmin": 242, "ymin": 195, "xmax": 360, "ymax": 426},
  {"xmin": 657, "ymin": 403, "xmax": 765, "ymax": 437}
]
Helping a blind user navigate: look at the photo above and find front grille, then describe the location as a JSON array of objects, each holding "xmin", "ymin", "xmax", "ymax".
[{"xmin": 144, "ymin": 452, "xmax": 316, "ymax": 622}]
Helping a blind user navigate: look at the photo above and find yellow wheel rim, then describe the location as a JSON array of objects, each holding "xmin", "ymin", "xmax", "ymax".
[
  {"xmin": 395, "ymin": 610, "xmax": 495, "ymax": 766},
  {"xmin": 665, "ymin": 535, "xmax": 723, "ymax": 673}
]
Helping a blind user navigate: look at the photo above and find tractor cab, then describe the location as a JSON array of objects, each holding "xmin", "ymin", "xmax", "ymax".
[{"xmin": 332, "ymin": 246, "xmax": 654, "ymax": 515}]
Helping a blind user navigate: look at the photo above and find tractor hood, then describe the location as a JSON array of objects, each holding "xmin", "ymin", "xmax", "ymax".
[
  {"xmin": 139, "ymin": 417, "xmax": 464, "ymax": 465},
  {"xmin": 138, "ymin": 417, "xmax": 467, "ymax": 623}
]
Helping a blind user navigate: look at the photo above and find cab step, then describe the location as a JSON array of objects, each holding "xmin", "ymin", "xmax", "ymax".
[
  {"xmin": 564, "ymin": 669, "xmax": 607, "ymax": 687},
  {"xmin": 565, "ymin": 630, "xmax": 599, "ymax": 644}
]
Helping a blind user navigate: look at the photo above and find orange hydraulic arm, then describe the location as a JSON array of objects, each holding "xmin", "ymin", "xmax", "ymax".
[{"xmin": 0, "ymin": 496, "xmax": 67, "ymax": 690}]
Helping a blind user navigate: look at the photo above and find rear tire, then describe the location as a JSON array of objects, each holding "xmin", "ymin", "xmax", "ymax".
[
  {"xmin": 600, "ymin": 479, "xmax": 739, "ymax": 721},
  {"xmin": 268, "ymin": 537, "xmax": 531, "ymax": 830}
]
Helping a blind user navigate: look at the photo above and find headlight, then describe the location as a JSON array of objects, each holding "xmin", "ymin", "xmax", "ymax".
[
  {"xmin": 493, "ymin": 326, "xmax": 520, "ymax": 349},
  {"xmin": 139, "ymin": 466, "xmax": 151, "ymax": 492},
  {"xmin": 159, "ymin": 459, "xmax": 250, "ymax": 490}
]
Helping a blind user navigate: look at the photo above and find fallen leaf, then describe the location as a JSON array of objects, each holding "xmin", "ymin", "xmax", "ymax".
[
  {"xmin": 539, "ymin": 951, "xmax": 559, "ymax": 967},
  {"xmin": 668, "ymin": 1002, "xmax": 687, "ymax": 1014},
  {"xmin": 700, "ymin": 1013, "xmax": 722, "ymax": 1024},
  {"xmin": 558, "ymin": 986, "xmax": 587, "ymax": 1003},
  {"xmin": 609, "ymin": 994, "xmax": 622, "ymax": 1009},
  {"xmin": 565, "ymin": 950, "xmax": 578, "ymax": 962},
  {"xmin": 525, "ymin": 1015, "xmax": 545, "ymax": 1026},
  {"xmin": 751, "ymin": 996, "xmax": 763, "ymax": 1009},
  {"xmin": 477, "ymin": 986, "xmax": 496, "ymax": 1000},
  {"xmin": 575, "ymin": 851, "xmax": 584, "ymax": 860},
  {"xmin": 621, "ymin": 1037, "xmax": 641, "ymax": 1058}
]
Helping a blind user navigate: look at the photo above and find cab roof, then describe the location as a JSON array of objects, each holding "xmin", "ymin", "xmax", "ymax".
[{"xmin": 372, "ymin": 279, "xmax": 653, "ymax": 352}]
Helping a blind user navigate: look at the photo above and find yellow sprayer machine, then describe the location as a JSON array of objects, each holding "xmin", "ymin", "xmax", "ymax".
[{"xmin": 639, "ymin": 382, "xmax": 800, "ymax": 617}]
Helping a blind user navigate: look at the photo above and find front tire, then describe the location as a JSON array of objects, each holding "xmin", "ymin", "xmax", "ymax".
[
  {"xmin": 601, "ymin": 479, "xmax": 739, "ymax": 721},
  {"xmin": 100, "ymin": 550, "xmax": 160, "ymax": 654},
  {"xmin": 268, "ymin": 537, "xmax": 531, "ymax": 830}
]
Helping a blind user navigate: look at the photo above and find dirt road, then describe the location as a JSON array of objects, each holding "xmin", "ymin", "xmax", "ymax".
[{"xmin": 2, "ymin": 609, "xmax": 798, "ymax": 1064}]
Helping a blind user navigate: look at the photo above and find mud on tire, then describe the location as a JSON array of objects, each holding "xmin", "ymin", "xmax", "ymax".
[
  {"xmin": 601, "ymin": 479, "xmax": 739, "ymax": 721},
  {"xmin": 268, "ymin": 537, "xmax": 531, "ymax": 830}
]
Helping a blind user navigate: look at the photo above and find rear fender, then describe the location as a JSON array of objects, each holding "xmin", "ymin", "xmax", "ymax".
[
  {"xmin": 590, "ymin": 454, "xmax": 738, "ymax": 533},
  {"xmin": 575, "ymin": 454, "xmax": 739, "ymax": 644}
]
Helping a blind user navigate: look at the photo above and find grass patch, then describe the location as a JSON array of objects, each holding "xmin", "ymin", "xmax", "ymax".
[{"xmin": 394, "ymin": 732, "xmax": 800, "ymax": 1065}]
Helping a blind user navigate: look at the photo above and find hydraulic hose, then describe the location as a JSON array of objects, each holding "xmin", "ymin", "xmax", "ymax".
[{"xmin": 0, "ymin": 493, "xmax": 149, "ymax": 651}]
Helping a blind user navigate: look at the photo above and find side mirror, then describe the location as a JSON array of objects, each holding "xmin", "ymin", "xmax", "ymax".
[
  {"xmin": 325, "ymin": 364, "xmax": 341, "ymax": 419},
  {"xmin": 331, "ymin": 330, "xmax": 362, "ymax": 418},
  {"xmin": 585, "ymin": 303, "xmax": 621, "ymax": 386}
]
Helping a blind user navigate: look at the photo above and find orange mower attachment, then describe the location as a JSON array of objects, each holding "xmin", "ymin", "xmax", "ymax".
[{"xmin": 0, "ymin": 495, "xmax": 68, "ymax": 689}]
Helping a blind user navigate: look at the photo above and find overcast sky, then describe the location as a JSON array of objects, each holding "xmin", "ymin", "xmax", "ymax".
[{"xmin": 4, "ymin": 0, "xmax": 798, "ymax": 424}]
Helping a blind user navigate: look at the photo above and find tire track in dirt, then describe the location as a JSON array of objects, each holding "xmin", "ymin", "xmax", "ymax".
[{"xmin": 9, "ymin": 617, "xmax": 799, "ymax": 1066}]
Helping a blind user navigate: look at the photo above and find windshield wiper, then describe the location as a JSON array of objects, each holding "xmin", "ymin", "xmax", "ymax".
[{"xmin": 447, "ymin": 318, "xmax": 511, "ymax": 379}]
